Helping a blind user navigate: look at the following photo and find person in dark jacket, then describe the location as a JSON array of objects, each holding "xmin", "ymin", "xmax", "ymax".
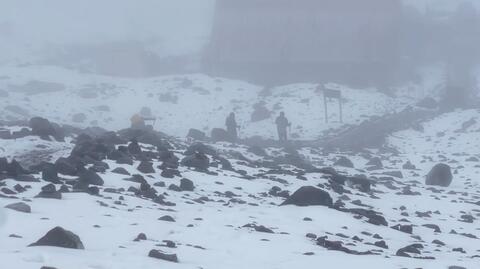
[
  {"xmin": 275, "ymin": 112, "xmax": 290, "ymax": 141},
  {"xmin": 225, "ymin": 112, "xmax": 239, "ymax": 141}
]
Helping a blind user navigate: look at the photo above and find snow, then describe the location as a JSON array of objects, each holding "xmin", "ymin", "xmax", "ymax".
[
  {"xmin": 0, "ymin": 65, "xmax": 425, "ymax": 141},
  {"xmin": 0, "ymin": 64, "xmax": 479, "ymax": 268}
]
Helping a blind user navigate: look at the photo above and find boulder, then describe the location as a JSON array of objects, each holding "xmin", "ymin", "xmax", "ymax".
[
  {"xmin": 426, "ymin": 163, "xmax": 452, "ymax": 187},
  {"xmin": 111, "ymin": 167, "xmax": 130, "ymax": 176},
  {"xmin": 148, "ymin": 249, "xmax": 178, "ymax": 263},
  {"xmin": 29, "ymin": 117, "xmax": 63, "ymax": 141},
  {"xmin": 180, "ymin": 178, "xmax": 195, "ymax": 191},
  {"xmin": 5, "ymin": 202, "xmax": 31, "ymax": 213},
  {"xmin": 29, "ymin": 226, "xmax": 84, "ymax": 249},
  {"xmin": 6, "ymin": 159, "xmax": 28, "ymax": 177},
  {"xmin": 55, "ymin": 158, "xmax": 77, "ymax": 176},
  {"xmin": 187, "ymin": 128, "xmax": 207, "ymax": 141},
  {"xmin": 42, "ymin": 163, "xmax": 60, "ymax": 183},
  {"xmin": 78, "ymin": 168, "xmax": 104, "ymax": 186},
  {"xmin": 35, "ymin": 184, "xmax": 62, "ymax": 199},
  {"xmin": 127, "ymin": 139, "xmax": 142, "ymax": 155},
  {"xmin": 137, "ymin": 161, "xmax": 155, "ymax": 174},
  {"xmin": 281, "ymin": 186, "xmax": 333, "ymax": 207},
  {"xmin": 181, "ymin": 153, "xmax": 210, "ymax": 170},
  {"xmin": 334, "ymin": 156, "xmax": 354, "ymax": 168}
]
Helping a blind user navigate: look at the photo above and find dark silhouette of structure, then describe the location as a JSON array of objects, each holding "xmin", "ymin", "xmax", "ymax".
[{"xmin": 204, "ymin": 0, "xmax": 403, "ymax": 87}]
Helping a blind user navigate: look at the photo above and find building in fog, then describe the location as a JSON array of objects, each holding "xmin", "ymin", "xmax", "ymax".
[{"xmin": 204, "ymin": 0, "xmax": 404, "ymax": 87}]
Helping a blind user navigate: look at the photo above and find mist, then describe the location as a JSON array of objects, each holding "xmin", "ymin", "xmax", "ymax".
[{"xmin": 1, "ymin": 1, "xmax": 480, "ymax": 269}]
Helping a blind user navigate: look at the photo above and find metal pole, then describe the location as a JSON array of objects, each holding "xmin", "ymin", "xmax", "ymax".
[
  {"xmin": 339, "ymin": 98, "xmax": 343, "ymax": 123},
  {"xmin": 324, "ymin": 95, "xmax": 328, "ymax": 123}
]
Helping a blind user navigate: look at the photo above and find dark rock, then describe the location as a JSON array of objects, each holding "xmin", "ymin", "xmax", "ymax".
[
  {"xmin": 5, "ymin": 202, "xmax": 31, "ymax": 213},
  {"xmin": 391, "ymin": 224, "xmax": 413, "ymax": 234},
  {"xmin": 160, "ymin": 169, "xmax": 179, "ymax": 178},
  {"xmin": 137, "ymin": 161, "xmax": 155, "ymax": 174},
  {"xmin": 422, "ymin": 224, "xmax": 441, "ymax": 233},
  {"xmin": 366, "ymin": 157, "xmax": 383, "ymax": 168},
  {"xmin": 29, "ymin": 226, "xmax": 84, "ymax": 249},
  {"xmin": 6, "ymin": 159, "xmax": 28, "ymax": 177},
  {"xmin": 72, "ymin": 113, "xmax": 87, "ymax": 123},
  {"xmin": 402, "ymin": 161, "xmax": 416, "ymax": 170},
  {"xmin": 158, "ymin": 215, "xmax": 175, "ymax": 222},
  {"xmin": 127, "ymin": 139, "xmax": 142, "ymax": 155},
  {"xmin": 55, "ymin": 158, "xmax": 77, "ymax": 176},
  {"xmin": 347, "ymin": 208, "xmax": 388, "ymax": 226},
  {"xmin": 78, "ymin": 168, "xmax": 104, "ymax": 186},
  {"xmin": 29, "ymin": 117, "xmax": 64, "ymax": 141},
  {"xmin": 251, "ymin": 102, "xmax": 271, "ymax": 122},
  {"xmin": 148, "ymin": 249, "xmax": 178, "ymax": 263},
  {"xmin": 187, "ymin": 128, "xmax": 207, "ymax": 141},
  {"xmin": 179, "ymin": 178, "xmax": 195, "ymax": 191},
  {"xmin": 134, "ymin": 233, "xmax": 147, "ymax": 241},
  {"xmin": 281, "ymin": 186, "xmax": 333, "ymax": 207},
  {"xmin": 111, "ymin": 167, "xmax": 130, "ymax": 175},
  {"xmin": 168, "ymin": 184, "xmax": 182, "ymax": 192},
  {"xmin": 243, "ymin": 223, "xmax": 274, "ymax": 233},
  {"xmin": 374, "ymin": 240, "xmax": 388, "ymax": 249},
  {"xmin": 42, "ymin": 163, "xmax": 60, "ymax": 183},
  {"xmin": 36, "ymin": 184, "xmax": 62, "ymax": 199},
  {"xmin": 334, "ymin": 156, "xmax": 354, "ymax": 168},
  {"xmin": 426, "ymin": 163, "xmax": 452, "ymax": 187},
  {"xmin": 181, "ymin": 153, "xmax": 210, "ymax": 170}
]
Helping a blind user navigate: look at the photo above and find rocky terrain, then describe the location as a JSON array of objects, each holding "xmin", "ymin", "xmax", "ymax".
[
  {"xmin": 0, "ymin": 105, "xmax": 479, "ymax": 269},
  {"xmin": 0, "ymin": 66, "xmax": 477, "ymax": 269}
]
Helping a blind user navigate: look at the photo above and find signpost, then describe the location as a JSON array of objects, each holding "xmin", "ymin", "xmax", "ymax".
[{"xmin": 321, "ymin": 88, "xmax": 343, "ymax": 123}]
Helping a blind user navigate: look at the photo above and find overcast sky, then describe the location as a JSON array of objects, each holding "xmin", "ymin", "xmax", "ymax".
[
  {"xmin": 0, "ymin": 0, "xmax": 215, "ymax": 61},
  {"xmin": 0, "ymin": 0, "xmax": 477, "ymax": 65}
]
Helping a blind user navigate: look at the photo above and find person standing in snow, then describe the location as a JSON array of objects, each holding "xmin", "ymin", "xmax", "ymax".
[
  {"xmin": 225, "ymin": 112, "xmax": 239, "ymax": 141},
  {"xmin": 275, "ymin": 112, "xmax": 290, "ymax": 142},
  {"xmin": 130, "ymin": 113, "xmax": 146, "ymax": 129}
]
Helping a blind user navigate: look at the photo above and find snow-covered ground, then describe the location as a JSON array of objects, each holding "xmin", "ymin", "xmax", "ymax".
[
  {"xmin": 0, "ymin": 65, "xmax": 436, "ymax": 140},
  {"xmin": 0, "ymin": 64, "xmax": 479, "ymax": 269}
]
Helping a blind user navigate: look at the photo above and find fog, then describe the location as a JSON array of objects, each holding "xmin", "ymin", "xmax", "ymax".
[
  {"xmin": 2, "ymin": 2, "xmax": 480, "ymax": 268},
  {"xmin": 1, "ymin": 0, "xmax": 479, "ymax": 87}
]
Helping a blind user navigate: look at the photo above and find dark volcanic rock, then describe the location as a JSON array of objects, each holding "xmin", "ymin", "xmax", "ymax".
[
  {"xmin": 42, "ymin": 163, "xmax": 60, "ymax": 183},
  {"xmin": 6, "ymin": 159, "xmax": 28, "ymax": 177},
  {"xmin": 29, "ymin": 117, "xmax": 64, "ymax": 141},
  {"xmin": 281, "ymin": 186, "xmax": 333, "ymax": 207},
  {"xmin": 55, "ymin": 158, "xmax": 77, "ymax": 176},
  {"xmin": 181, "ymin": 153, "xmax": 210, "ymax": 170},
  {"xmin": 187, "ymin": 128, "xmax": 207, "ymax": 141},
  {"xmin": 334, "ymin": 156, "xmax": 354, "ymax": 168},
  {"xmin": 180, "ymin": 178, "xmax": 195, "ymax": 191},
  {"xmin": 111, "ymin": 167, "xmax": 130, "ymax": 175},
  {"xmin": 5, "ymin": 202, "xmax": 31, "ymax": 213},
  {"xmin": 148, "ymin": 249, "xmax": 178, "ymax": 263},
  {"xmin": 426, "ymin": 163, "xmax": 452, "ymax": 187},
  {"xmin": 29, "ymin": 226, "xmax": 84, "ymax": 249},
  {"xmin": 78, "ymin": 168, "xmax": 104, "ymax": 186},
  {"xmin": 137, "ymin": 161, "xmax": 155, "ymax": 174},
  {"xmin": 35, "ymin": 184, "xmax": 62, "ymax": 199},
  {"xmin": 127, "ymin": 139, "xmax": 142, "ymax": 155},
  {"xmin": 158, "ymin": 215, "xmax": 175, "ymax": 222}
]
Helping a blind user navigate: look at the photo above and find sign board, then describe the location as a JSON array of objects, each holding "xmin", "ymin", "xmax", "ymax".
[{"xmin": 320, "ymin": 87, "xmax": 343, "ymax": 123}]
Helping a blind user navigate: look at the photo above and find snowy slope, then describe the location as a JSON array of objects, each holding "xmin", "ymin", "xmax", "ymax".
[
  {"xmin": 0, "ymin": 108, "xmax": 479, "ymax": 269},
  {"xmin": 0, "ymin": 65, "xmax": 431, "ymax": 141}
]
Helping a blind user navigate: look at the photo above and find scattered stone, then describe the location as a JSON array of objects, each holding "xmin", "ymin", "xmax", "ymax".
[
  {"xmin": 148, "ymin": 249, "xmax": 178, "ymax": 263},
  {"xmin": 426, "ymin": 163, "xmax": 452, "ymax": 187},
  {"xmin": 5, "ymin": 202, "xmax": 31, "ymax": 213},
  {"xmin": 29, "ymin": 226, "xmax": 84, "ymax": 249},
  {"xmin": 281, "ymin": 186, "xmax": 333, "ymax": 207}
]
